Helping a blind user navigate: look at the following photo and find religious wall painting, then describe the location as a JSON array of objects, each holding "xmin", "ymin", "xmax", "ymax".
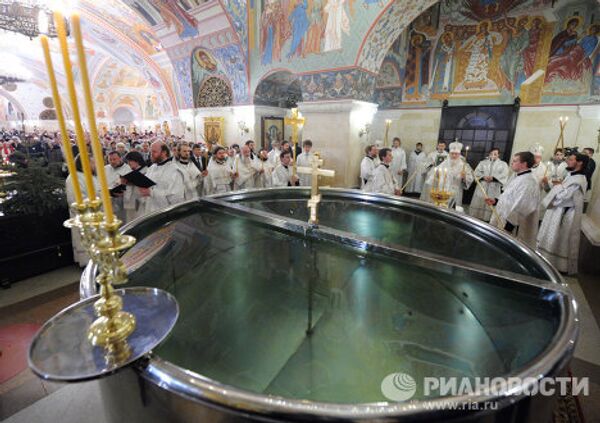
[
  {"xmin": 457, "ymin": 0, "xmax": 528, "ymax": 22},
  {"xmin": 403, "ymin": 32, "xmax": 432, "ymax": 102},
  {"xmin": 300, "ymin": 68, "xmax": 375, "ymax": 102},
  {"xmin": 375, "ymin": 59, "xmax": 401, "ymax": 88},
  {"xmin": 430, "ymin": 31, "xmax": 456, "ymax": 98},
  {"xmin": 134, "ymin": 26, "xmax": 163, "ymax": 54},
  {"xmin": 145, "ymin": 95, "xmax": 159, "ymax": 119},
  {"xmin": 175, "ymin": 57, "xmax": 194, "ymax": 108},
  {"xmin": 542, "ymin": 15, "xmax": 600, "ymax": 98},
  {"xmin": 259, "ymin": 0, "xmax": 361, "ymax": 66},
  {"xmin": 211, "ymin": 44, "xmax": 250, "ymax": 103},
  {"xmin": 261, "ymin": 116, "xmax": 285, "ymax": 149},
  {"xmin": 255, "ymin": 72, "xmax": 302, "ymax": 107},
  {"xmin": 203, "ymin": 117, "xmax": 224, "ymax": 148},
  {"xmin": 194, "ymin": 49, "xmax": 218, "ymax": 72},
  {"xmin": 147, "ymin": 0, "xmax": 199, "ymax": 39},
  {"xmin": 452, "ymin": 20, "xmax": 505, "ymax": 95}
]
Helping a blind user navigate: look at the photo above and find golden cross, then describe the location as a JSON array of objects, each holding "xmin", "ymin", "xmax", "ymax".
[
  {"xmin": 284, "ymin": 108, "xmax": 305, "ymax": 176},
  {"xmin": 297, "ymin": 153, "xmax": 335, "ymax": 225}
]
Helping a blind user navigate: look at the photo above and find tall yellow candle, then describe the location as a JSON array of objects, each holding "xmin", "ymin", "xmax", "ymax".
[
  {"xmin": 40, "ymin": 34, "xmax": 83, "ymax": 205},
  {"xmin": 71, "ymin": 13, "xmax": 114, "ymax": 224},
  {"xmin": 442, "ymin": 168, "xmax": 448, "ymax": 191},
  {"xmin": 53, "ymin": 11, "xmax": 96, "ymax": 201}
]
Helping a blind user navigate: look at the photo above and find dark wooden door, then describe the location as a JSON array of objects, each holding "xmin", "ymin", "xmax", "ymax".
[{"xmin": 438, "ymin": 99, "xmax": 520, "ymax": 204}]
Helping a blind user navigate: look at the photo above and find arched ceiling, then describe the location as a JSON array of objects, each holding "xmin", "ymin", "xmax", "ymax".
[{"xmin": 0, "ymin": 0, "xmax": 190, "ymax": 119}]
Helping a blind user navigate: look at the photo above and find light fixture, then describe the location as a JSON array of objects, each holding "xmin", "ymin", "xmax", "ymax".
[
  {"xmin": 359, "ymin": 123, "xmax": 371, "ymax": 139},
  {"xmin": 0, "ymin": 0, "xmax": 59, "ymax": 38}
]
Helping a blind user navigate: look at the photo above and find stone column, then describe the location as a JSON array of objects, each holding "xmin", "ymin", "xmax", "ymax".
[{"xmin": 298, "ymin": 100, "xmax": 378, "ymax": 188}]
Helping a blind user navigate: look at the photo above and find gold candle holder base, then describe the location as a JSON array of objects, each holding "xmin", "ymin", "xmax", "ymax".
[
  {"xmin": 64, "ymin": 200, "xmax": 137, "ymax": 364},
  {"xmin": 88, "ymin": 218, "xmax": 137, "ymax": 363},
  {"xmin": 430, "ymin": 190, "xmax": 452, "ymax": 208}
]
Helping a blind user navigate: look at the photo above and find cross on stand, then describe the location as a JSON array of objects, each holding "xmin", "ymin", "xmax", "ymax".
[
  {"xmin": 297, "ymin": 154, "xmax": 335, "ymax": 225},
  {"xmin": 284, "ymin": 107, "xmax": 305, "ymax": 177}
]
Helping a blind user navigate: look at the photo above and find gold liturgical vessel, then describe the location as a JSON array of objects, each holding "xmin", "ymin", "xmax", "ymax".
[
  {"xmin": 429, "ymin": 168, "xmax": 452, "ymax": 208},
  {"xmin": 28, "ymin": 9, "xmax": 178, "ymax": 382}
]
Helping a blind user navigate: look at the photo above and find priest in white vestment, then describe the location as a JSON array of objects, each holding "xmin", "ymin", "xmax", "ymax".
[
  {"xmin": 537, "ymin": 153, "xmax": 589, "ymax": 275},
  {"xmin": 255, "ymin": 149, "xmax": 274, "ymax": 188},
  {"xmin": 406, "ymin": 142, "xmax": 428, "ymax": 194},
  {"xmin": 488, "ymin": 152, "xmax": 540, "ymax": 248},
  {"xmin": 206, "ymin": 146, "xmax": 236, "ymax": 194},
  {"xmin": 390, "ymin": 137, "xmax": 407, "ymax": 187},
  {"xmin": 66, "ymin": 156, "xmax": 100, "ymax": 267},
  {"xmin": 420, "ymin": 141, "xmax": 448, "ymax": 201},
  {"xmin": 296, "ymin": 140, "xmax": 314, "ymax": 186},
  {"xmin": 530, "ymin": 143, "xmax": 547, "ymax": 218},
  {"xmin": 272, "ymin": 151, "xmax": 300, "ymax": 187},
  {"xmin": 141, "ymin": 141, "xmax": 185, "ymax": 215},
  {"xmin": 105, "ymin": 151, "xmax": 131, "ymax": 222},
  {"xmin": 267, "ymin": 141, "xmax": 282, "ymax": 168},
  {"xmin": 122, "ymin": 151, "xmax": 147, "ymax": 223},
  {"xmin": 360, "ymin": 144, "xmax": 378, "ymax": 191},
  {"xmin": 542, "ymin": 148, "xmax": 569, "ymax": 192},
  {"xmin": 371, "ymin": 148, "xmax": 401, "ymax": 196},
  {"xmin": 425, "ymin": 141, "xmax": 473, "ymax": 209},
  {"xmin": 233, "ymin": 145, "xmax": 260, "ymax": 190},
  {"xmin": 469, "ymin": 148, "xmax": 509, "ymax": 221},
  {"xmin": 175, "ymin": 143, "xmax": 201, "ymax": 201}
]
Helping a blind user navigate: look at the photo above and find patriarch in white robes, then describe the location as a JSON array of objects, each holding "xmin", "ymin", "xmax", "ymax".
[
  {"xmin": 469, "ymin": 148, "xmax": 509, "ymax": 221},
  {"xmin": 425, "ymin": 141, "xmax": 473, "ymax": 209},
  {"xmin": 537, "ymin": 153, "xmax": 589, "ymax": 275}
]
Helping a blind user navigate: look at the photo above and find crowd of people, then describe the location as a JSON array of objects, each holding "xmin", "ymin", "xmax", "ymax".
[
  {"xmin": 2, "ymin": 127, "xmax": 597, "ymax": 275},
  {"xmin": 360, "ymin": 138, "xmax": 597, "ymax": 275}
]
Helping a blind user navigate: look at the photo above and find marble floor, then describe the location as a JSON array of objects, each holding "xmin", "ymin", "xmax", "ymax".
[{"xmin": 1, "ymin": 266, "xmax": 599, "ymax": 423}]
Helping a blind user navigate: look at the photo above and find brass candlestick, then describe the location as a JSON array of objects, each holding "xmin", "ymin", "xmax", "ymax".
[
  {"xmin": 89, "ymin": 218, "xmax": 136, "ymax": 364},
  {"xmin": 64, "ymin": 199, "xmax": 136, "ymax": 364}
]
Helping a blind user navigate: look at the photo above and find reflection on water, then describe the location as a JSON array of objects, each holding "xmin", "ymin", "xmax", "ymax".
[
  {"xmin": 242, "ymin": 199, "xmax": 543, "ymax": 277},
  {"xmin": 123, "ymin": 207, "xmax": 560, "ymax": 404}
]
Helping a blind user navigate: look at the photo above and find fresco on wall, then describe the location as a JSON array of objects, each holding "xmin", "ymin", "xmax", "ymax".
[
  {"xmin": 124, "ymin": 0, "xmax": 201, "ymax": 39},
  {"xmin": 254, "ymin": 72, "xmax": 302, "ymax": 107},
  {"xmin": 93, "ymin": 60, "xmax": 170, "ymax": 121},
  {"xmin": 300, "ymin": 68, "xmax": 375, "ymax": 102},
  {"xmin": 252, "ymin": 0, "xmax": 387, "ymax": 92},
  {"xmin": 372, "ymin": 0, "xmax": 600, "ymax": 108},
  {"xmin": 191, "ymin": 44, "xmax": 250, "ymax": 107}
]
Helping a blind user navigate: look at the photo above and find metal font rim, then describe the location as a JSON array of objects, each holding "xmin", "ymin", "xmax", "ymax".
[{"xmin": 80, "ymin": 188, "xmax": 579, "ymax": 420}]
